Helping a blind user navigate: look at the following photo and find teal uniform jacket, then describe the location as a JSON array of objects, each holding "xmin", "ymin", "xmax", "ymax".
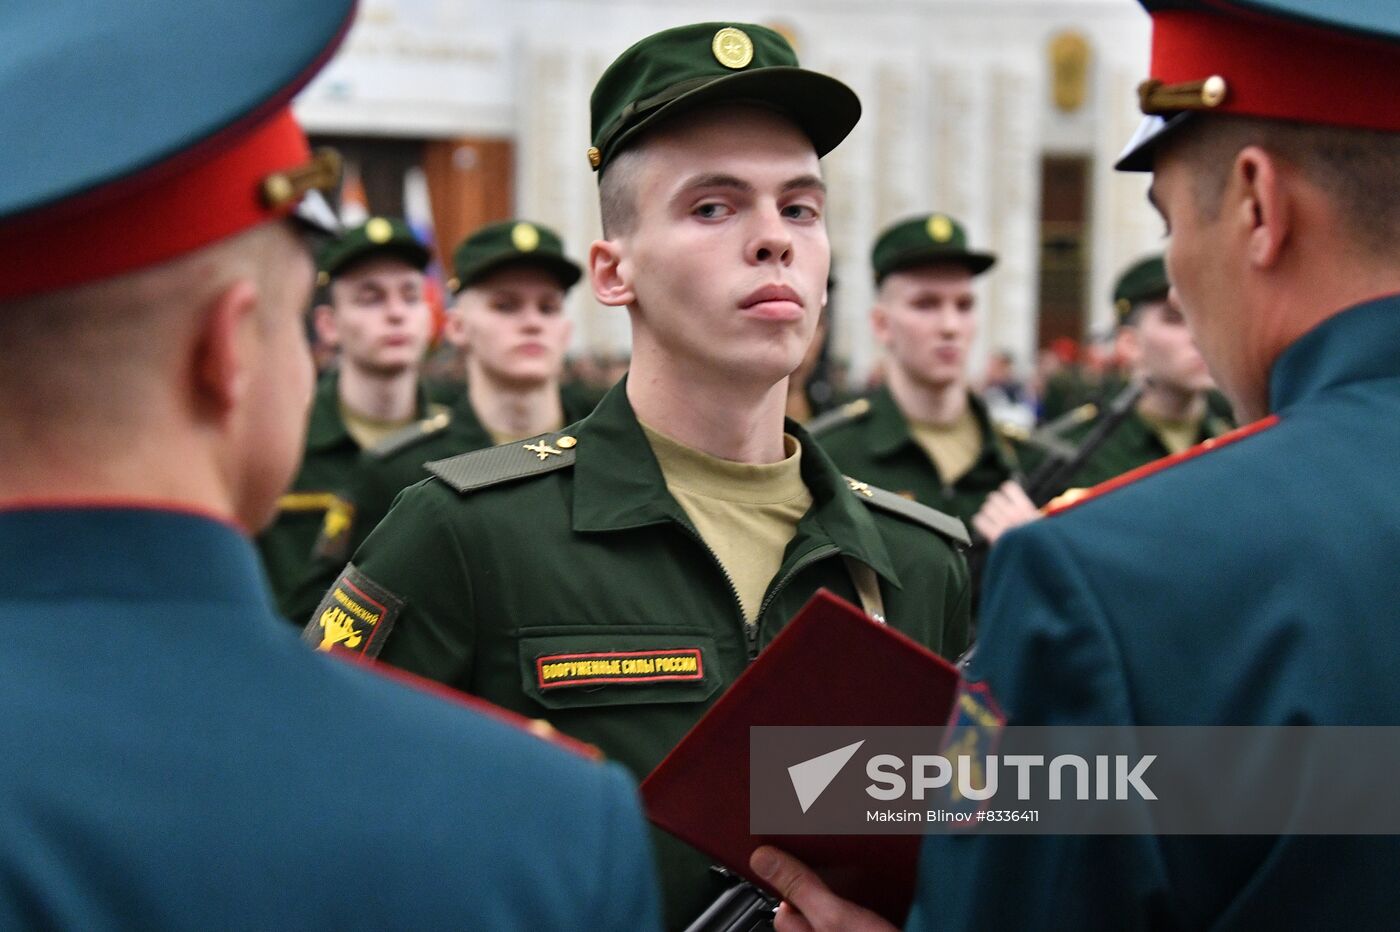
[
  {"xmin": 283, "ymin": 386, "xmax": 601, "ymax": 623},
  {"xmin": 0, "ymin": 505, "xmax": 659, "ymax": 930},
  {"xmin": 317, "ymin": 380, "xmax": 972, "ymax": 929},
  {"xmin": 908, "ymin": 295, "xmax": 1400, "ymax": 929},
  {"xmin": 255, "ymin": 370, "xmax": 441, "ymax": 616},
  {"xmin": 1058, "ymin": 405, "xmax": 1233, "ymax": 490},
  {"xmin": 810, "ymin": 387, "xmax": 1026, "ymax": 526}
]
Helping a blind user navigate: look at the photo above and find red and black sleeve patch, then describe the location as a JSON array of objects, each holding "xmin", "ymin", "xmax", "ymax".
[{"xmin": 302, "ymin": 563, "xmax": 404, "ymax": 659}]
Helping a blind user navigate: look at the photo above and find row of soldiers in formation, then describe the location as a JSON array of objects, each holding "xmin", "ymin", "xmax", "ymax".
[
  {"xmin": 8, "ymin": 0, "xmax": 1398, "ymax": 927},
  {"xmin": 262, "ymin": 203, "xmax": 1231, "ymax": 925},
  {"xmin": 260, "ymin": 210, "xmax": 1230, "ymax": 621}
]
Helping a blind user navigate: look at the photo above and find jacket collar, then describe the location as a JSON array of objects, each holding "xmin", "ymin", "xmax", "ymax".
[
  {"xmin": 868, "ymin": 386, "xmax": 1012, "ymax": 474},
  {"xmin": 305, "ymin": 370, "xmax": 433, "ymax": 453},
  {"xmin": 571, "ymin": 380, "xmax": 900, "ymax": 587},
  {"xmin": 0, "ymin": 504, "xmax": 276, "ymax": 612},
  {"xmin": 1270, "ymin": 293, "xmax": 1400, "ymax": 412}
]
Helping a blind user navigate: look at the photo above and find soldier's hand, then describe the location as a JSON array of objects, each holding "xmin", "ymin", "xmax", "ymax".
[
  {"xmin": 750, "ymin": 846, "xmax": 898, "ymax": 932},
  {"xmin": 972, "ymin": 479, "xmax": 1041, "ymax": 545}
]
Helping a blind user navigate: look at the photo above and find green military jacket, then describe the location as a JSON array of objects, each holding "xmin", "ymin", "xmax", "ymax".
[
  {"xmin": 809, "ymin": 386, "xmax": 1026, "ymax": 526},
  {"xmin": 282, "ymin": 386, "xmax": 602, "ymax": 622},
  {"xmin": 255, "ymin": 371, "xmax": 438, "ymax": 618},
  {"xmin": 1060, "ymin": 406, "xmax": 1234, "ymax": 490},
  {"xmin": 308, "ymin": 381, "xmax": 971, "ymax": 929}
]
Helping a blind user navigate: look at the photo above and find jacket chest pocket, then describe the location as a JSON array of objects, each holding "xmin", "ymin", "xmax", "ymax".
[{"xmin": 518, "ymin": 628, "xmax": 724, "ymax": 710}]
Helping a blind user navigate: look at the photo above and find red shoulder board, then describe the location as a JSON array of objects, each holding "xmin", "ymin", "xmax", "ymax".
[
  {"xmin": 329, "ymin": 650, "xmax": 603, "ymax": 761},
  {"xmin": 1044, "ymin": 414, "xmax": 1280, "ymax": 518}
]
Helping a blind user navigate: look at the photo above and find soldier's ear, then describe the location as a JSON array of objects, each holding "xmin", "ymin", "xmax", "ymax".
[
  {"xmin": 870, "ymin": 302, "xmax": 893, "ymax": 348},
  {"xmin": 589, "ymin": 239, "xmax": 635, "ymax": 308},
  {"xmin": 1115, "ymin": 323, "xmax": 1142, "ymax": 368},
  {"xmin": 312, "ymin": 303, "xmax": 339, "ymax": 350},
  {"xmin": 192, "ymin": 277, "xmax": 261, "ymax": 418}
]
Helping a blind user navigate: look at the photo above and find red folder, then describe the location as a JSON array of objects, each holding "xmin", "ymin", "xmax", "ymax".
[{"xmin": 640, "ymin": 589, "xmax": 961, "ymax": 925}]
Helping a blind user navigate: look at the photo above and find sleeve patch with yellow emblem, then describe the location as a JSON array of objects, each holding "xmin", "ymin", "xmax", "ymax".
[
  {"xmin": 302, "ymin": 564, "xmax": 404, "ymax": 658},
  {"xmin": 937, "ymin": 679, "xmax": 1006, "ymax": 821},
  {"xmin": 535, "ymin": 648, "xmax": 705, "ymax": 691}
]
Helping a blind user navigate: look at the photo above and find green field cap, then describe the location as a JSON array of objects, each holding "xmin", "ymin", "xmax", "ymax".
[
  {"xmin": 587, "ymin": 22, "xmax": 861, "ymax": 174},
  {"xmin": 449, "ymin": 220, "xmax": 582, "ymax": 293},
  {"xmin": 316, "ymin": 217, "xmax": 431, "ymax": 285},
  {"xmin": 1112, "ymin": 254, "xmax": 1169, "ymax": 323},
  {"xmin": 871, "ymin": 213, "xmax": 996, "ymax": 284}
]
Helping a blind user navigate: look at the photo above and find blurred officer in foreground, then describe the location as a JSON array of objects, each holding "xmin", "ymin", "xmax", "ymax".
[
  {"xmin": 284, "ymin": 219, "xmax": 596, "ymax": 620},
  {"xmin": 752, "ymin": 0, "xmax": 1400, "ymax": 927},
  {"xmin": 810, "ymin": 214, "xmax": 1028, "ymax": 528},
  {"xmin": 256, "ymin": 216, "xmax": 441, "ymax": 613},
  {"xmin": 973, "ymin": 254, "xmax": 1230, "ymax": 543},
  {"xmin": 0, "ymin": 2, "xmax": 658, "ymax": 927},
  {"xmin": 306, "ymin": 22, "xmax": 971, "ymax": 927}
]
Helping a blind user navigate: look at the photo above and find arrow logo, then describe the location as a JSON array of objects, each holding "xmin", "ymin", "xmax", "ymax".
[{"xmin": 788, "ymin": 740, "xmax": 865, "ymax": 813}]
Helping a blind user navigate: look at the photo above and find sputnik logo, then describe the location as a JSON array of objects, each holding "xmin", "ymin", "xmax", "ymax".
[{"xmin": 788, "ymin": 740, "xmax": 865, "ymax": 813}]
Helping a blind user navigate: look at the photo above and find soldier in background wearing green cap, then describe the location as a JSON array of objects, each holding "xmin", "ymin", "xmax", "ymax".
[
  {"xmin": 304, "ymin": 22, "xmax": 971, "ymax": 927},
  {"xmin": 255, "ymin": 216, "xmax": 443, "ymax": 615},
  {"xmin": 972, "ymin": 254, "xmax": 1230, "ymax": 544},
  {"xmin": 810, "ymin": 213, "xmax": 1029, "ymax": 529},
  {"xmin": 284, "ymin": 218, "xmax": 597, "ymax": 620}
]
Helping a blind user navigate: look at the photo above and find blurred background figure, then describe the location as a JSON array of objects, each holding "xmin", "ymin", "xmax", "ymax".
[
  {"xmin": 283, "ymin": 218, "xmax": 598, "ymax": 621},
  {"xmin": 256, "ymin": 217, "xmax": 440, "ymax": 613}
]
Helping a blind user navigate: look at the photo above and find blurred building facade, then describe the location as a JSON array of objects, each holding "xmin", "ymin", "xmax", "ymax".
[{"xmin": 294, "ymin": 0, "xmax": 1160, "ymax": 385}]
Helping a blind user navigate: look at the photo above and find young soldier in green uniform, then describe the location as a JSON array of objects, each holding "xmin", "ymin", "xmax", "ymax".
[
  {"xmin": 256, "ymin": 217, "xmax": 440, "ymax": 612},
  {"xmin": 809, "ymin": 214, "xmax": 1028, "ymax": 526},
  {"xmin": 972, "ymin": 255, "xmax": 1230, "ymax": 543},
  {"xmin": 306, "ymin": 22, "xmax": 970, "ymax": 928},
  {"xmin": 284, "ymin": 219, "xmax": 595, "ymax": 619}
]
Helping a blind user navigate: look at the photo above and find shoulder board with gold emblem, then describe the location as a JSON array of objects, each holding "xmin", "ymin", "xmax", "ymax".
[
  {"xmin": 368, "ymin": 404, "xmax": 453, "ymax": 460},
  {"xmin": 844, "ymin": 476, "xmax": 971, "ymax": 549},
  {"xmin": 807, "ymin": 397, "xmax": 872, "ymax": 435},
  {"xmin": 1045, "ymin": 414, "xmax": 1280, "ymax": 518},
  {"xmin": 425, "ymin": 430, "xmax": 579, "ymax": 494}
]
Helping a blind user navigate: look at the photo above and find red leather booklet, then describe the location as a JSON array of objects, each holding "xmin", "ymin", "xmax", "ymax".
[{"xmin": 640, "ymin": 589, "xmax": 961, "ymax": 925}]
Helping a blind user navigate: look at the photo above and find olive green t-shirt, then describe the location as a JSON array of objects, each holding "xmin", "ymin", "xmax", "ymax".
[
  {"xmin": 641, "ymin": 423, "xmax": 811, "ymax": 625},
  {"xmin": 909, "ymin": 407, "xmax": 982, "ymax": 485},
  {"xmin": 1139, "ymin": 410, "xmax": 1204, "ymax": 455},
  {"xmin": 339, "ymin": 403, "xmax": 417, "ymax": 451}
]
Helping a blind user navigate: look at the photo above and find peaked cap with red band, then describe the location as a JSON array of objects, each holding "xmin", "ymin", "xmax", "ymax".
[
  {"xmin": 1116, "ymin": 0, "xmax": 1400, "ymax": 171},
  {"xmin": 0, "ymin": 0, "xmax": 358, "ymax": 300}
]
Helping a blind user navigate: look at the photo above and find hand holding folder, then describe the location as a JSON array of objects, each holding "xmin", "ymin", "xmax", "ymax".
[{"xmin": 641, "ymin": 590, "xmax": 961, "ymax": 926}]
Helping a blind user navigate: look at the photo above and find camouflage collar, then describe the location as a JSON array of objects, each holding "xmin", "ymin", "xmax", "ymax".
[{"xmin": 570, "ymin": 380, "xmax": 900, "ymax": 587}]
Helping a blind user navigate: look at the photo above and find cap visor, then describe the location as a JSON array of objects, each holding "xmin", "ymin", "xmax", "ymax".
[
  {"xmin": 1114, "ymin": 113, "xmax": 1196, "ymax": 172},
  {"xmin": 610, "ymin": 66, "xmax": 861, "ymax": 166}
]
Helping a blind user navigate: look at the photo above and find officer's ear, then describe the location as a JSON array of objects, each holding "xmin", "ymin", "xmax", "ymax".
[
  {"xmin": 312, "ymin": 302, "xmax": 339, "ymax": 350},
  {"xmin": 1231, "ymin": 145, "xmax": 1290, "ymax": 270},
  {"xmin": 589, "ymin": 239, "xmax": 635, "ymax": 308},
  {"xmin": 192, "ymin": 276, "xmax": 261, "ymax": 418}
]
